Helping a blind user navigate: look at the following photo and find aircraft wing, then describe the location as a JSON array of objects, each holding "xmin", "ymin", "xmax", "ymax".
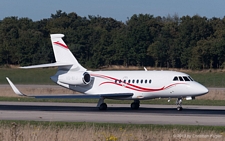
[
  {"xmin": 27, "ymin": 93, "xmax": 133, "ymax": 99},
  {"xmin": 6, "ymin": 77, "xmax": 133, "ymax": 99}
]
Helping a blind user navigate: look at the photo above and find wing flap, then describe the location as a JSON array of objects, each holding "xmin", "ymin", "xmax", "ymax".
[
  {"xmin": 32, "ymin": 94, "xmax": 101, "ymax": 99},
  {"xmin": 31, "ymin": 93, "xmax": 133, "ymax": 99}
]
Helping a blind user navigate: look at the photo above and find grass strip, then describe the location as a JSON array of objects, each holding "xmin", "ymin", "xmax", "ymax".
[
  {"xmin": 1, "ymin": 121, "xmax": 224, "ymax": 140},
  {"xmin": 0, "ymin": 120, "xmax": 225, "ymax": 132}
]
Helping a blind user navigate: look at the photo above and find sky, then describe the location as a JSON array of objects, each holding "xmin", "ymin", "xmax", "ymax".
[{"xmin": 0, "ymin": 0, "xmax": 225, "ymax": 22}]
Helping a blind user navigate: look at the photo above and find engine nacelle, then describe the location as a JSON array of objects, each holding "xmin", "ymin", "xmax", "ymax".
[{"xmin": 58, "ymin": 71, "xmax": 91, "ymax": 85}]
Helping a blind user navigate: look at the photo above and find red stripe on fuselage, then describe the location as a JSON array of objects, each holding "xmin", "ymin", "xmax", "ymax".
[
  {"xmin": 91, "ymin": 73, "xmax": 185, "ymax": 92},
  {"xmin": 54, "ymin": 42, "xmax": 68, "ymax": 49}
]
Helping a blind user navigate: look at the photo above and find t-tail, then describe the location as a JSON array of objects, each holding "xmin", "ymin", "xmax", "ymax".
[{"xmin": 21, "ymin": 34, "xmax": 86, "ymax": 71}]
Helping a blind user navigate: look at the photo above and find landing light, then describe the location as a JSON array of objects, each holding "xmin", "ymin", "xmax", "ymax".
[{"xmin": 186, "ymin": 96, "xmax": 195, "ymax": 100}]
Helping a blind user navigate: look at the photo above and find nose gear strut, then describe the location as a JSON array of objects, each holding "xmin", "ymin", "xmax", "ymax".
[{"xmin": 176, "ymin": 98, "xmax": 183, "ymax": 111}]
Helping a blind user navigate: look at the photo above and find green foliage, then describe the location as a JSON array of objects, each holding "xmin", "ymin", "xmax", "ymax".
[{"xmin": 0, "ymin": 11, "xmax": 225, "ymax": 69}]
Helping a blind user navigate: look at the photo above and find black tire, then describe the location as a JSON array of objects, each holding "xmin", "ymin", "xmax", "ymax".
[
  {"xmin": 99, "ymin": 103, "xmax": 107, "ymax": 110},
  {"xmin": 131, "ymin": 102, "xmax": 139, "ymax": 110},
  {"xmin": 177, "ymin": 107, "xmax": 183, "ymax": 111}
]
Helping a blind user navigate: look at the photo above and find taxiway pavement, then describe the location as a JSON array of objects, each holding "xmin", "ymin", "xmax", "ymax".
[{"xmin": 0, "ymin": 102, "xmax": 224, "ymax": 126}]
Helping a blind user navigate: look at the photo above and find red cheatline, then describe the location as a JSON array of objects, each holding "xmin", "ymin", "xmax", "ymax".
[
  {"xmin": 91, "ymin": 73, "xmax": 185, "ymax": 92},
  {"xmin": 54, "ymin": 42, "xmax": 68, "ymax": 49}
]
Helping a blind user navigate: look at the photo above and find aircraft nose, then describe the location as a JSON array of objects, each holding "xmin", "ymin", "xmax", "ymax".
[
  {"xmin": 200, "ymin": 85, "xmax": 208, "ymax": 94},
  {"xmin": 196, "ymin": 84, "xmax": 208, "ymax": 95}
]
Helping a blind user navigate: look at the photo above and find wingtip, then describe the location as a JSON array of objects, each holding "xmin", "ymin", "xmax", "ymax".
[
  {"xmin": 144, "ymin": 67, "xmax": 147, "ymax": 71},
  {"xmin": 6, "ymin": 77, "xmax": 26, "ymax": 96}
]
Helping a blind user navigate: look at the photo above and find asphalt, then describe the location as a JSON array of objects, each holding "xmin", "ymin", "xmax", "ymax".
[{"xmin": 0, "ymin": 102, "xmax": 224, "ymax": 126}]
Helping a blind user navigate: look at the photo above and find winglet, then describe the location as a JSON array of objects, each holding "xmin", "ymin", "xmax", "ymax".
[
  {"xmin": 6, "ymin": 77, "xmax": 27, "ymax": 96},
  {"xmin": 144, "ymin": 67, "xmax": 147, "ymax": 71}
]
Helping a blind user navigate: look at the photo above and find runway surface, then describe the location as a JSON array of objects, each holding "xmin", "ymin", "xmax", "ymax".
[{"xmin": 0, "ymin": 102, "xmax": 224, "ymax": 126}]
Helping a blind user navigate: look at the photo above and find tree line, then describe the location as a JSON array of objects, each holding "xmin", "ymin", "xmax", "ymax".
[{"xmin": 0, "ymin": 10, "xmax": 225, "ymax": 70}]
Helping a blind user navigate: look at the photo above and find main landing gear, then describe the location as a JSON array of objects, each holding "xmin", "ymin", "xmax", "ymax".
[
  {"xmin": 97, "ymin": 98, "xmax": 141, "ymax": 110},
  {"xmin": 176, "ymin": 98, "xmax": 183, "ymax": 111},
  {"xmin": 98, "ymin": 97, "xmax": 107, "ymax": 110},
  {"xmin": 131, "ymin": 100, "xmax": 140, "ymax": 110},
  {"xmin": 99, "ymin": 103, "xmax": 107, "ymax": 110}
]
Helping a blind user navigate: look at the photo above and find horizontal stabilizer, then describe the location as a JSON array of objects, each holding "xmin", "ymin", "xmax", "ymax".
[{"xmin": 20, "ymin": 62, "xmax": 73, "ymax": 69}]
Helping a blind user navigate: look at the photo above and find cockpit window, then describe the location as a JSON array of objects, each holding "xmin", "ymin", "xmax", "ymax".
[
  {"xmin": 173, "ymin": 75, "xmax": 194, "ymax": 81},
  {"xmin": 179, "ymin": 76, "xmax": 184, "ymax": 81},
  {"xmin": 183, "ymin": 76, "xmax": 190, "ymax": 81},
  {"xmin": 173, "ymin": 76, "xmax": 178, "ymax": 81},
  {"xmin": 188, "ymin": 76, "xmax": 194, "ymax": 81}
]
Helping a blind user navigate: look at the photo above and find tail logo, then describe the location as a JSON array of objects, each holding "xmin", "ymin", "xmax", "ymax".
[{"xmin": 54, "ymin": 42, "xmax": 68, "ymax": 49}]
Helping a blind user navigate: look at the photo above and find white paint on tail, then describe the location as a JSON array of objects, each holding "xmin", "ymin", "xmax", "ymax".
[{"xmin": 21, "ymin": 34, "xmax": 86, "ymax": 71}]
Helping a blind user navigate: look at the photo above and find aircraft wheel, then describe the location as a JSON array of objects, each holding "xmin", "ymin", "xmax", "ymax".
[
  {"xmin": 99, "ymin": 103, "xmax": 107, "ymax": 110},
  {"xmin": 131, "ymin": 102, "xmax": 139, "ymax": 110},
  {"xmin": 177, "ymin": 106, "xmax": 183, "ymax": 111}
]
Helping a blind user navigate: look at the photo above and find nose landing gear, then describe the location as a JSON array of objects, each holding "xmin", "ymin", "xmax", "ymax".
[{"xmin": 176, "ymin": 98, "xmax": 183, "ymax": 111}]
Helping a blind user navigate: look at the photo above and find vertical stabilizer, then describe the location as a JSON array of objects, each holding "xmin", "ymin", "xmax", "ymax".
[{"xmin": 50, "ymin": 34, "xmax": 86, "ymax": 71}]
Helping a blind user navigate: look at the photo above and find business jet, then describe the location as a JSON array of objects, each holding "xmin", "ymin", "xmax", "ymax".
[{"xmin": 6, "ymin": 34, "xmax": 208, "ymax": 111}]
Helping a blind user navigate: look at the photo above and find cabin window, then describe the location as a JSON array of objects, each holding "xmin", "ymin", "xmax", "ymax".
[
  {"xmin": 173, "ymin": 76, "xmax": 178, "ymax": 81},
  {"xmin": 179, "ymin": 76, "xmax": 184, "ymax": 81},
  {"xmin": 140, "ymin": 80, "xmax": 143, "ymax": 83},
  {"xmin": 128, "ymin": 80, "xmax": 131, "ymax": 83},
  {"xmin": 132, "ymin": 80, "xmax": 135, "ymax": 83},
  {"xmin": 145, "ymin": 80, "xmax": 147, "ymax": 83},
  {"xmin": 149, "ymin": 80, "xmax": 151, "ymax": 83},
  {"xmin": 136, "ymin": 80, "xmax": 139, "ymax": 83},
  {"xmin": 123, "ymin": 80, "xmax": 126, "ymax": 83}
]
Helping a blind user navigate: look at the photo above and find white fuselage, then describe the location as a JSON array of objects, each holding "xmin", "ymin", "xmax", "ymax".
[{"xmin": 52, "ymin": 70, "xmax": 208, "ymax": 100}]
